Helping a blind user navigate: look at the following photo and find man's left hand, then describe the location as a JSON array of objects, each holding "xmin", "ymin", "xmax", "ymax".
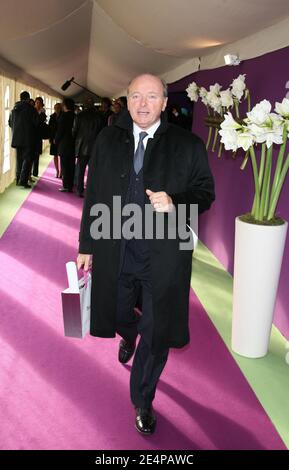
[{"xmin": 146, "ymin": 189, "xmax": 175, "ymax": 212}]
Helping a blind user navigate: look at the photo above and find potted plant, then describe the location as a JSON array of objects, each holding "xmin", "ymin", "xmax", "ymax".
[{"xmin": 219, "ymin": 98, "xmax": 289, "ymax": 357}]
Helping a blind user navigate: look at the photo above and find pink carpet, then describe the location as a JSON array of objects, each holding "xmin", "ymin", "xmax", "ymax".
[{"xmin": 0, "ymin": 162, "xmax": 285, "ymax": 450}]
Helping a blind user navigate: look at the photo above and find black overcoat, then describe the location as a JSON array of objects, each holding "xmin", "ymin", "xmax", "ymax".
[
  {"xmin": 55, "ymin": 111, "xmax": 75, "ymax": 157},
  {"xmin": 79, "ymin": 111, "xmax": 215, "ymax": 353}
]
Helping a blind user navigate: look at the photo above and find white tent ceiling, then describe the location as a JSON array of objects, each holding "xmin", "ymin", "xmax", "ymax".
[{"xmin": 0, "ymin": 0, "xmax": 289, "ymax": 98}]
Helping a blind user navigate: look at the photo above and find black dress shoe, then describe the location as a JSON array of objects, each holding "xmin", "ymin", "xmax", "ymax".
[
  {"xmin": 135, "ymin": 407, "xmax": 156, "ymax": 435},
  {"xmin": 118, "ymin": 339, "xmax": 136, "ymax": 364},
  {"xmin": 59, "ymin": 188, "xmax": 68, "ymax": 192}
]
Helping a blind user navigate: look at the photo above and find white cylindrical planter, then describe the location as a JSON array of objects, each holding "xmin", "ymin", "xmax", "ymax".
[{"xmin": 232, "ymin": 217, "xmax": 288, "ymax": 358}]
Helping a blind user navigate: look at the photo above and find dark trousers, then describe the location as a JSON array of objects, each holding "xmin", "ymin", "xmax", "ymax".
[
  {"xmin": 116, "ymin": 262, "xmax": 169, "ymax": 409},
  {"xmin": 76, "ymin": 154, "xmax": 90, "ymax": 195},
  {"xmin": 60, "ymin": 154, "xmax": 75, "ymax": 191},
  {"xmin": 32, "ymin": 153, "xmax": 40, "ymax": 177},
  {"xmin": 16, "ymin": 147, "xmax": 32, "ymax": 185}
]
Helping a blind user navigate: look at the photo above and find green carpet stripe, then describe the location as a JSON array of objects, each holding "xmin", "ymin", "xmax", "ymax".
[
  {"xmin": 0, "ymin": 149, "xmax": 52, "ymax": 238},
  {"xmin": 191, "ymin": 240, "xmax": 289, "ymax": 449}
]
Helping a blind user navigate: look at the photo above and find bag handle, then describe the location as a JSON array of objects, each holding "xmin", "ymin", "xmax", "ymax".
[
  {"xmin": 66, "ymin": 261, "xmax": 79, "ymax": 292},
  {"xmin": 83, "ymin": 269, "xmax": 90, "ymax": 289}
]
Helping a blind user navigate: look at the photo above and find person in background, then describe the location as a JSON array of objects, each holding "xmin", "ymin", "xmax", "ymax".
[
  {"xmin": 55, "ymin": 98, "xmax": 75, "ymax": 193},
  {"xmin": 74, "ymin": 105, "xmax": 82, "ymax": 115},
  {"xmin": 32, "ymin": 96, "xmax": 47, "ymax": 178},
  {"xmin": 167, "ymin": 103, "xmax": 191, "ymax": 130},
  {"xmin": 73, "ymin": 96, "xmax": 103, "ymax": 197},
  {"xmin": 8, "ymin": 91, "xmax": 39, "ymax": 188},
  {"xmin": 108, "ymin": 100, "xmax": 122, "ymax": 126},
  {"xmin": 49, "ymin": 103, "xmax": 62, "ymax": 178},
  {"xmin": 117, "ymin": 96, "xmax": 127, "ymax": 110},
  {"xmin": 99, "ymin": 97, "xmax": 112, "ymax": 126}
]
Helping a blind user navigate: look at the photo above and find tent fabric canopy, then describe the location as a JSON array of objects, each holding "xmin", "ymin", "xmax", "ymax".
[{"xmin": 1, "ymin": 0, "xmax": 289, "ymax": 97}]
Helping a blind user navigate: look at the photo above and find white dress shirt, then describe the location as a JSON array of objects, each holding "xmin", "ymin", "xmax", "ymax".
[{"xmin": 133, "ymin": 120, "xmax": 161, "ymax": 151}]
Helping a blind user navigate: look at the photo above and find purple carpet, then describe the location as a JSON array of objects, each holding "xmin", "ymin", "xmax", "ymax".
[{"xmin": 0, "ymin": 162, "xmax": 285, "ymax": 450}]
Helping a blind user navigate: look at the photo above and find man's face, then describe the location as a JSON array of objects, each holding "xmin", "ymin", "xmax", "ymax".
[
  {"xmin": 55, "ymin": 104, "xmax": 62, "ymax": 114},
  {"xmin": 127, "ymin": 75, "xmax": 167, "ymax": 129}
]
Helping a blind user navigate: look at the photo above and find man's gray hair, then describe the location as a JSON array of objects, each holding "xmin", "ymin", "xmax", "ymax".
[{"xmin": 127, "ymin": 74, "xmax": 168, "ymax": 98}]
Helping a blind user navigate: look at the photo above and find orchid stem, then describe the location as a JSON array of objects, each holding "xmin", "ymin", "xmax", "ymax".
[
  {"xmin": 206, "ymin": 126, "xmax": 212, "ymax": 150},
  {"xmin": 268, "ymin": 152, "xmax": 289, "ymax": 219},
  {"xmin": 249, "ymin": 146, "xmax": 260, "ymax": 219},
  {"xmin": 212, "ymin": 127, "xmax": 219, "ymax": 152}
]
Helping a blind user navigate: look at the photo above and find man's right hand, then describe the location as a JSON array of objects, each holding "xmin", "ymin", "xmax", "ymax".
[{"xmin": 77, "ymin": 254, "xmax": 92, "ymax": 271}]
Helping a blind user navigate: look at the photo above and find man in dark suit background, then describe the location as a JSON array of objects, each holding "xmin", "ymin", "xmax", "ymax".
[
  {"xmin": 9, "ymin": 91, "xmax": 39, "ymax": 188},
  {"xmin": 72, "ymin": 96, "xmax": 103, "ymax": 197},
  {"xmin": 77, "ymin": 74, "xmax": 215, "ymax": 435}
]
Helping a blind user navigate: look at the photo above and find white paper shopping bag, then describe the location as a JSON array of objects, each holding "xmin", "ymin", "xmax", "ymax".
[{"xmin": 61, "ymin": 262, "xmax": 91, "ymax": 338}]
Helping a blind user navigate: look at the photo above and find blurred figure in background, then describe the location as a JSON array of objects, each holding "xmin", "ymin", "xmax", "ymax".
[
  {"xmin": 108, "ymin": 100, "xmax": 122, "ymax": 126},
  {"xmin": 8, "ymin": 91, "xmax": 39, "ymax": 188},
  {"xmin": 55, "ymin": 98, "xmax": 75, "ymax": 193},
  {"xmin": 117, "ymin": 96, "xmax": 127, "ymax": 110},
  {"xmin": 32, "ymin": 96, "xmax": 47, "ymax": 177},
  {"xmin": 167, "ymin": 104, "xmax": 191, "ymax": 130},
  {"xmin": 73, "ymin": 96, "xmax": 103, "ymax": 197},
  {"xmin": 100, "ymin": 97, "xmax": 112, "ymax": 126},
  {"xmin": 74, "ymin": 105, "xmax": 82, "ymax": 114},
  {"xmin": 49, "ymin": 102, "xmax": 62, "ymax": 178}
]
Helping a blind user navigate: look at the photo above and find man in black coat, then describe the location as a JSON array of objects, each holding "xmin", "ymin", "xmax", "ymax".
[
  {"xmin": 72, "ymin": 97, "xmax": 103, "ymax": 197},
  {"xmin": 77, "ymin": 74, "xmax": 215, "ymax": 435},
  {"xmin": 9, "ymin": 91, "xmax": 39, "ymax": 188}
]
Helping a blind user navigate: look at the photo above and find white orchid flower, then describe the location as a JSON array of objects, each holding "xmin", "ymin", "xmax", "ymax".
[
  {"xmin": 207, "ymin": 91, "xmax": 222, "ymax": 114},
  {"xmin": 220, "ymin": 112, "xmax": 242, "ymax": 130},
  {"xmin": 236, "ymin": 130, "xmax": 254, "ymax": 151},
  {"xmin": 220, "ymin": 124, "xmax": 254, "ymax": 152},
  {"xmin": 255, "ymin": 131, "xmax": 283, "ymax": 148},
  {"xmin": 246, "ymin": 100, "xmax": 272, "ymax": 126},
  {"xmin": 199, "ymin": 87, "xmax": 208, "ymax": 105},
  {"xmin": 231, "ymin": 74, "xmax": 246, "ymax": 101},
  {"xmin": 209, "ymin": 83, "xmax": 222, "ymax": 94},
  {"xmin": 220, "ymin": 112, "xmax": 254, "ymax": 151},
  {"xmin": 275, "ymin": 98, "xmax": 289, "ymax": 118},
  {"xmin": 252, "ymin": 126, "xmax": 283, "ymax": 148},
  {"xmin": 247, "ymin": 113, "xmax": 284, "ymax": 148},
  {"xmin": 186, "ymin": 82, "xmax": 199, "ymax": 102},
  {"xmin": 220, "ymin": 89, "xmax": 234, "ymax": 109},
  {"xmin": 219, "ymin": 128, "xmax": 239, "ymax": 151}
]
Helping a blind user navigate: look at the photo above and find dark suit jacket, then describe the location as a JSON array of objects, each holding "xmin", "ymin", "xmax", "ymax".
[
  {"xmin": 55, "ymin": 111, "xmax": 75, "ymax": 157},
  {"xmin": 9, "ymin": 100, "xmax": 39, "ymax": 149},
  {"xmin": 73, "ymin": 108, "xmax": 103, "ymax": 157}
]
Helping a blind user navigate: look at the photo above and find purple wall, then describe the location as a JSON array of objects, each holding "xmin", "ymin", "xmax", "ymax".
[{"xmin": 168, "ymin": 46, "xmax": 289, "ymax": 339}]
